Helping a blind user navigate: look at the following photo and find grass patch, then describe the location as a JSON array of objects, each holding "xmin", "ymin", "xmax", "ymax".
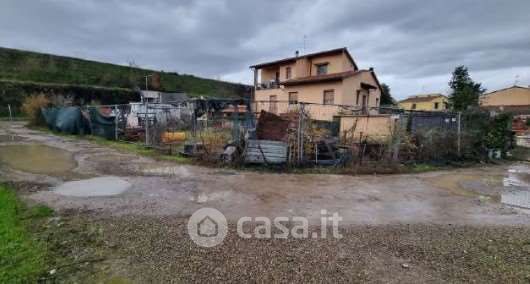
[
  {"xmin": 408, "ymin": 163, "xmax": 442, "ymax": 173},
  {"xmin": 86, "ymin": 135, "xmax": 190, "ymax": 163},
  {"xmin": 0, "ymin": 46, "xmax": 248, "ymax": 98},
  {"xmin": 30, "ymin": 125, "xmax": 190, "ymax": 163},
  {"xmin": 0, "ymin": 184, "xmax": 53, "ymax": 282}
]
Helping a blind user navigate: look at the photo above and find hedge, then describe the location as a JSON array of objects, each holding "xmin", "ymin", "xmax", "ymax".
[{"xmin": 0, "ymin": 79, "xmax": 140, "ymax": 116}]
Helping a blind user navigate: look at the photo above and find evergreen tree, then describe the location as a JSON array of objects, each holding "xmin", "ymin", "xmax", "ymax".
[
  {"xmin": 448, "ymin": 66, "xmax": 485, "ymax": 111},
  {"xmin": 380, "ymin": 83, "xmax": 395, "ymax": 105}
]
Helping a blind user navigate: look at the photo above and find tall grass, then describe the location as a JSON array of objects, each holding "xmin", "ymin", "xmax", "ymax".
[{"xmin": 0, "ymin": 185, "xmax": 53, "ymax": 282}]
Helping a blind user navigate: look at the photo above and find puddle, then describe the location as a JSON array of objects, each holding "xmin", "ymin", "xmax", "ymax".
[
  {"xmin": 0, "ymin": 144, "xmax": 77, "ymax": 175},
  {"xmin": 54, "ymin": 176, "xmax": 131, "ymax": 197},
  {"xmin": 0, "ymin": 134, "xmax": 24, "ymax": 142}
]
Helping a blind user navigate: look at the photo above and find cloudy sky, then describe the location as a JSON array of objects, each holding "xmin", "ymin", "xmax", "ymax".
[{"xmin": 1, "ymin": 0, "xmax": 529, "ymax": 99}]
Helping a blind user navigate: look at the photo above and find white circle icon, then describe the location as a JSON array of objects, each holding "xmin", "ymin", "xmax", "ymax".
[{"xmin": 187, "ymin": 208, "xmax": 228, "ymax": 247}]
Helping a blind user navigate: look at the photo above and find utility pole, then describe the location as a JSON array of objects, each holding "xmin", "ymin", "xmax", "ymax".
[
  {"xmin": 457, "ymin": 112, "xmax": 462, "ymax": 157},
  {"xmin": 144, "ymin": 74, "xmax": 153, "ymax": 91}
]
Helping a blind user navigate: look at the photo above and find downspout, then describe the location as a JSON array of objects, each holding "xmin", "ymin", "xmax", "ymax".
[{"xmin": 251, "ymin": 67, "xmax": 258, "ymax": 114}]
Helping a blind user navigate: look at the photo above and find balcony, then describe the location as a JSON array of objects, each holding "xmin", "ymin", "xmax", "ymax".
[{"xmin": 256, "ymin": 79, "xmax": 281, "ymax": 90}]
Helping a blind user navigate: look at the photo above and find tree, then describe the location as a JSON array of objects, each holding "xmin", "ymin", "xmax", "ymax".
[
  {"xmin": 448, "ymin": 66, "xmax": 485, "ymax": 111},
  {"xmin": 379, "ymin": 83, "xmax": 395, "ymax": 105}
]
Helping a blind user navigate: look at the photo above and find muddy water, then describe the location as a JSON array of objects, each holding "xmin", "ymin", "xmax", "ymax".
[
  {"xmin": 0, "ymin": 134, "xmax": 24, "ymax": 142},
  {"xmin": 0, "ymin": 144, "xmax": 77, "ymax": 175},
  {"xmin": 54, "ymin": 176, "xmax": 131, "ymax": 197}
]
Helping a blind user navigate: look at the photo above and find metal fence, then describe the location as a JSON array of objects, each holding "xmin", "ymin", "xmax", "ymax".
[
  {"xmin": 46, "ymin": 100, "xmax": 511, "ymax": 167},
  {"xmin": 82, "ymin": 101, "xmax": 251, "ymax": 157}
]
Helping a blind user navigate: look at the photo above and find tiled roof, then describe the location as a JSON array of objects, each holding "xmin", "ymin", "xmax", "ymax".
[
  {"xmin": 482, "ymin": 85, "xmax": 530, "ymax": 96},
  {"xmin": 399, "ymin": 94, "xmax": 446, "ymax": 103},
  {"xmin": 250, "ymin": 47, "xmax": 358, "ymax": 70}
]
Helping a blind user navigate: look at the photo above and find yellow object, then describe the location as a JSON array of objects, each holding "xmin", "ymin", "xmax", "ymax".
[{"xmin": 161, "ymin": 131, "xmax": 186, "ymax": 143}]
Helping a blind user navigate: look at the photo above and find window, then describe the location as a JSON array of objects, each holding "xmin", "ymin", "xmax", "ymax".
[
  {"xmin": 412, "ymin": 103, "xmax": 417, "ymax": 110},
  {"xmin": 323, "ymin": 90, "xmax": 334, "ymax": 105},
  {"xmin": 376, "ymin": 98, "xmax": 379, "ymax": 107},
  {"xmin": 269, "ymin": 95, "xmax": 277, "ymax": 113},
  {"xmin": 288, "ymin": 92, "xmax": 298, "ymax": 105},
  {"xmin": 286, "ymin": 67, "xmax": 292, "ymax": 79},
  {"xmin": 434, "ymin": 102, "xmax": 439, "ymax": 109},
  {"xmin": 316, "ymin": 63, "xmax": 328, "ymax": 75},
  {"xmin": 356, "ymin": 90, "xmax": 360, "ymax": 105}
]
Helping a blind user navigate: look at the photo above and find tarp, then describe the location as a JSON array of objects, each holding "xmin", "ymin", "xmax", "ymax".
[
  {"xmin": 88, "ymin": 107, "xmax": 116, "ymax": 139},
  {"xmin": 41, "ymin": 106, "xmax": 117, "ymax": 139},
  {"xmin": 41, "ymin": 107, "xmax": 90, "ymax": 135}
]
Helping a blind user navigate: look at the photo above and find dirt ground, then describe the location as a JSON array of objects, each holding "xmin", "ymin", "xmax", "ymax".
[{"xmin": 1, "ymin": 121, "xmax": 530, "ymax": 282}]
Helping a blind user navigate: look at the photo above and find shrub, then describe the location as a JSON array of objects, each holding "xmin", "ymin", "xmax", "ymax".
[
  {"xmin": 484, "ymin": 113, "xmax": 512, "ymax": 150},
  {"xmin": 197, "ymin": 129, "xmax": 232, "ymax": 160},
  {"xmin": 21, "ymin": 94, "xmax": 50, "ymax": 125}
]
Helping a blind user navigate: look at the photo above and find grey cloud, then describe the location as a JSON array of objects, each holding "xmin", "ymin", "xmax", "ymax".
[{"xmin": 1, "ymin": 0, "xmax": 529, "ymax": 98}]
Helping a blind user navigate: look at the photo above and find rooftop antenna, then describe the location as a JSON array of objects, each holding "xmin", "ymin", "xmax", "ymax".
[{"xmin": 303, "ymin": 34, "xmax": 307, "ymax": 54}]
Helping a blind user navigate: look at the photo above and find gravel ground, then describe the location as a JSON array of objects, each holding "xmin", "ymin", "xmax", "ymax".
[
  {"xmin": 44, "ymin": 215, "xmax": 530, "ymax": 283},
  {"xmin": 2, "ymin": 122, "xmax": 530, "ymax": 282}
]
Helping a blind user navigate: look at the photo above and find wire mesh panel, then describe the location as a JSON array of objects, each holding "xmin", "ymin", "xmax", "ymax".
[{"xmin": 65, "ymin": 100, "xmax": 513, "ymax": 168}]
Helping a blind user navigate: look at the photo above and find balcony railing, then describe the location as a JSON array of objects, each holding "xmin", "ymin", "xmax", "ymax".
[{"xmin": 256, "ymin": 80, "xmax": 280, "ymax": 90}]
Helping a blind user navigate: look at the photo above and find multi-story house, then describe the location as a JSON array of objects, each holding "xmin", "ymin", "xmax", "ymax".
[{"xmin": 250, "ymin": 47, "xmax": 382, "ymax": 121}]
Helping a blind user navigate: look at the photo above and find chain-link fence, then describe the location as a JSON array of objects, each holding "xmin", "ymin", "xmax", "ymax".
[
  {"xmin": 80, "ymin": 101, "xmax": 253, "ymax": 159},
  {"xmin": 39, "ymin": 99, "xmax": 514, "ymax": 168}
]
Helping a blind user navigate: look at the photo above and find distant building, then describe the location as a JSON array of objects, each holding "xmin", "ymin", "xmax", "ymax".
[
  {"xmin": 250, "ymin": 47, "xmax": 382, "ymax": 121},
  {"xmin": 140, "ymin": 90, "xmax": 188, "ymax": 105},
  {"xmin": 398, "ymin": 94, "xmax": 448, "ymax": 111},
  {"xmin": 479, "ymin": 86, "xmax": 530, "ymax": 114}
]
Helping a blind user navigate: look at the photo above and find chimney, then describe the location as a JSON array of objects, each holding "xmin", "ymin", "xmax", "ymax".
[
  {"xmin": 369, "ymin": 67, "xmax": 374, "ymax": 71},
  {"xmin": 295, "ymin": 50, "xmax": 300, "ymax": 57}
]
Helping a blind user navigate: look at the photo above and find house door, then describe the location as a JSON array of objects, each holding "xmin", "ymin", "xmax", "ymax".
[
  {"xmin": 269, "ymin": 95, "xmax": 278, "ymax": 113},
  {"xmin": 362, "ymin": 95, "xmax": 367, "ymax": 108}
]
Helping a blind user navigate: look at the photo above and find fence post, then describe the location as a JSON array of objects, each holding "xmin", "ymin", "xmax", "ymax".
[
  {"xmin": 457, "ymin": 112, "xmax": 462, "ymax": 157},
  {"xmin": 114, "ymin": 105, "xmax": 118, "ymax": 141},
  {"xmin": 7, "ymin": 104, "xmax": 12, "ymax": 121},
  {"xmin": 392, "ymin": 114, "xmax": 401, "ymax": 162},
  {"xmin": 145, "ymin": 104, "xmax": 149, "ymax": 146},
  {"xmin": 299, "ymin": 103, "xmax": 305, "ymax": 165}
]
